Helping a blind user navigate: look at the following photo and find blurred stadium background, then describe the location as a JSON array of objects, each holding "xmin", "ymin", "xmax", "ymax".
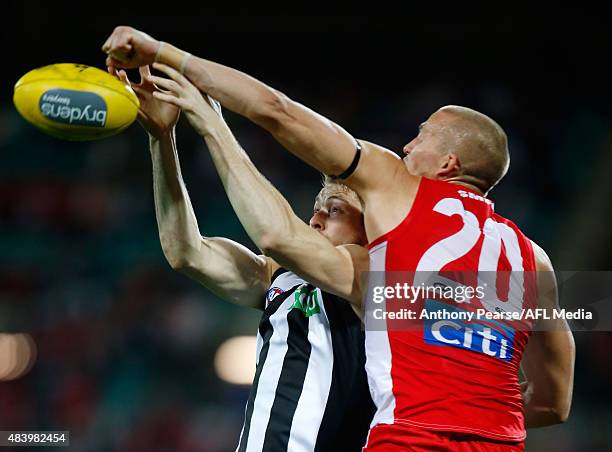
[{"xmin": 1, "ymin": 8, "xmax": 611, "ymax": 451}]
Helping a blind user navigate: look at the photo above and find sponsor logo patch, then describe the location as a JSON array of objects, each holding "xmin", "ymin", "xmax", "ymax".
[
  {"xmin": 39, "ymin": 89, "xmax": 107, "ymax": 127},
  {"xmin": 423, "ymin": 299, "xmax": 516, "ymax": 361},
  {"xmin": 290, "ymin": 284, "xmax": 321, "ymax": 317}
]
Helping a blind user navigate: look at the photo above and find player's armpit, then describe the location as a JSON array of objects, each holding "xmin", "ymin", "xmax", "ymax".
[
  {"xmin": 260, "ymin": 220, "xmax": 369, "ymax": 314},
  {"xmin": 173, "ymin": 236, "xmax": 279, "ymax": 310},
  {"xmin": 521, "ymin": 241, "xmax": 575, "ymax": 428}
]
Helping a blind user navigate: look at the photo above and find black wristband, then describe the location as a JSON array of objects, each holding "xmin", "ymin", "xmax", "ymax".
[{"xmin": 333, "ymin": 141, "xmax": 362, "ymax": 179}]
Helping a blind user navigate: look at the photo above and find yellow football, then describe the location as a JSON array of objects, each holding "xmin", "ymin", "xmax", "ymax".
[{"xmin": 13, "ymin": 63, "xmax": 139, "ymax": 141}]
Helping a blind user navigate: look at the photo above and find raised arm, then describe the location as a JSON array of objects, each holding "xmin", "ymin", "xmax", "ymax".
[
  {"xmin": 101, "ymin": 26, "xmax": 406, "ymax": 199},
  {"xmin": 119, "ymin": 67, "xmax": 274, "ymax": 309},
  {"xmin": 521, "ymin": 241, "xmax": 575, "ymax": 427},
  {"xmin": 149, "ymin": 131, "xmax": 274, "ymax": 308},
  {"xmin": 148, "ymin": 63, "xmax": 369, "ymax": 310}
]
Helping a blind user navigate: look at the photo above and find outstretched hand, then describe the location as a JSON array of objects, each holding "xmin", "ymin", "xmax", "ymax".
[
  {"xmin": 115, "ymin": 66, "xmax": 180, "ymax": 139},
  {"xmin": 102, "ymin": 26, "xmax": 160, "ymax": 75},
  {"xmin": 146, "ymin": 62, "xmax": 224, "ymax": 137}
]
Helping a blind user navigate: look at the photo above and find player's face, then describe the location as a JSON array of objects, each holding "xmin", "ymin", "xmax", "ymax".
[
  {"xmin": 309, "ymin": 196, "xmax": 367, "ymax": 247},
  {"xmin": 402, "ymin": 113, "xmax": 448, "ymax": 178}
]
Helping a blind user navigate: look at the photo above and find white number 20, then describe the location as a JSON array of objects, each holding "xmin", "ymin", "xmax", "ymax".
[{"xmin": 415, "ymin": 198, "xmax": 525, "ymax": 313}]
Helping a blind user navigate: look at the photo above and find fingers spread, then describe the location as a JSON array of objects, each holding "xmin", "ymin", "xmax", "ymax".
[
  {"xmin": 152, "ymin": 91, "xmax": 183, "ymax": 108},
  {"xmin": 117, "ymin": 70, "xmax": 131, "ymax": 85},
  {"xmin": 132, "ymin": 86, "xmax": 149, "ymax": 103},
  {"xmin": 138, "ymin": 65, "xmax": 152, "ymax": 84},
  {"xmin": 146, "ymin": 75, "xmax": 180, "ymax": 94},
  {"xmin": 152, "ymin": 62, "xmax": 186, "ymax": 86}
]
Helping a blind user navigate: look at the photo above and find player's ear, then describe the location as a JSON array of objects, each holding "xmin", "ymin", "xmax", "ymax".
[{"xmin": 436, "ymin": 153, "xmax": 461, "ymax": 178}]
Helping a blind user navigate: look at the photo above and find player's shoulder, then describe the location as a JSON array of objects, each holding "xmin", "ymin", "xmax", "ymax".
[
  {"xmin": 352, "ymin": 139, "xmax": 418, "ymax": 196},
  {"xmin": 492, "ymin": 210, "xmax": 532, "ymax": 240},
  {"xmin": 489, "ymin": 213, "xmax": 551, "ymax": 270},
  {"xmin": 357, "ymin": 139, "xmax": 401, "ymax": 160},
  {"xmin": 357, "ymin": 139, "xmax": 408, "ymax": 175}
]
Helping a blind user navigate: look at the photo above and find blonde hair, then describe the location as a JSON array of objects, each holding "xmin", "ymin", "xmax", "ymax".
[{"xmin": 314, "ymin": 175, "xmax": 364, "ymax": 211}]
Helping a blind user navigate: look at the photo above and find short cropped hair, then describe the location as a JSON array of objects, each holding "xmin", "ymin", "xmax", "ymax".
[{"xmin": 439, "ymin": 105, "xmax": 510, "ymax": 194}]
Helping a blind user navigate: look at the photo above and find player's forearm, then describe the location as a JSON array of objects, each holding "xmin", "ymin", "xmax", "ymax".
[
  {"xmin": 149, "ymin": 131, "xmax": 204, "ymax": 268},
  {"xmin": 524, "ymin": 376, "xmax": 573, "ymax": 428},
  {"xmin": 157, "ymin": 44, "xmax": 277, "ymax": 127},
  {"xmin": 523, "ymin": 374, "xmax": 573, "ymax": 428},
  {"xmin": 149, "ymin": 132, "xmax": 271, "ymax": 307},
  {"xmin": 522, "ymin": 330, "xmax": 575, "ymax": 428},
  {"xmin": 523, "ymin": 395, "xmax": 571, "ymax": 427},
  {"xmin": 157, "ymin": 45, "xmax": 358, "ymax": 178},
  {"xmin": 203, "ymin": 121, "xmax": 300, "ymax": 252}
]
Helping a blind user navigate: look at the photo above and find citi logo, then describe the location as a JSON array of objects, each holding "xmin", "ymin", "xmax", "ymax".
[
  {"xmin": 426, "ymin": 320, "xmax": 514, "ymax": 360},
  {"xmin": 39, "ymin": 89, "xmax": 107, "ymax": 127},
  {"xmin": 423, "ymin": 300, "xmax": 515, "ymax": 361}
]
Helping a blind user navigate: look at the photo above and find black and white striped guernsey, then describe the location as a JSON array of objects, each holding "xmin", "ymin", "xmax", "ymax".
[{"xmin": 237, "ymin": 269, "xmax": 374, "ymax": 452}]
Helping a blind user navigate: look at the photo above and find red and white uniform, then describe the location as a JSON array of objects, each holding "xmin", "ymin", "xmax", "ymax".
[{"xmin": 364, "ymin": 177, "xmax": 536, "ymax": 449}]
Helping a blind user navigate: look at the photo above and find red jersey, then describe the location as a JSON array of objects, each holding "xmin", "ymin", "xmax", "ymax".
[{"xmin": 365, "ymin": 177, "xmax": 536, "ymax": 443}]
